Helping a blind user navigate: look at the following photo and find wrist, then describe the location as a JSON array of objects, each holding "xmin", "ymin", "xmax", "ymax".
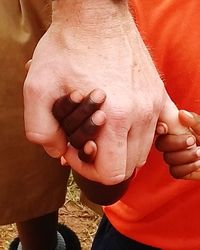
[{"xmin": 52, "ymin": 0, "xmax": 131, "ymax": 37}]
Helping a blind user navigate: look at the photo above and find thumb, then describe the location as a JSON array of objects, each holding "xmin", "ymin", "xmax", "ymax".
[
  {"xmin": 179, "ymin": 110, "xmax": 200, "ymax": 134},
  {"xmin": 159, "ymin": 90, "xmax": 189, "ymax": 135},
  {"xmin": 23, "ymin": 72, "xmax": 68, "ymax": 158},
  {"xmin": 179, "ymin": 110, "xmax": 200, "ymax": 141},
  {"xmin": 24, "ymin": 99, "xmax": 67, "ymax": 158},
  {"xmin": 156, "ymin": 122, "xmax": 168, "ymax": 135}
]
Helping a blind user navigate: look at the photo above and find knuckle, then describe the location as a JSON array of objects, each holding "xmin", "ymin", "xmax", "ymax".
[
  {"xmin": 25, "ymin": 131, "xmax": 49, "ymax": 145},
  {"xmin": 78, "ymin": 150, "xmax": 94, "ymax": 163},
  {"xmin": 24, "ymin": 79, "xmax": 43, "ymax": 100},
  {"xmin": 82, "ymin": 121, "xmax": 100, "ymax": 137},
  {"xmin": 143, "ymin": 109, "xmax": 154, "ymax": 123},
  {"xmin": 163, "ymin": 153, "xmax": 171, "ymax": 164},
  {"xmin": 193, "ymin": 123, "xmax": 200, "ymax": 136},
  {"xmin": 135, "ymin": 94, "xmax": 155, "ymax": 119},
  {"xmin": 109, "ymin": 108, "xmax": 130, "ymax": 126},
  {"xmin": 137, "ymin": 100, "xmax": 155, "ymax": 123},
  {"xmin": 105, "ymin": 109, "xmax": 130, "ymax": 139},
  {"xmin": 154, "ymin": 138, "xmax": 162, "ymax": 151},
  {"xmin": 169, "ymin": 167, "xmax": 180, "ymax": 179}
]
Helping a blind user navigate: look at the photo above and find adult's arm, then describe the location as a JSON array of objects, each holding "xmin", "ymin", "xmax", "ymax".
[{"xmin": 23, "ymin": 0, "xmax": 190, "ymax": 186}]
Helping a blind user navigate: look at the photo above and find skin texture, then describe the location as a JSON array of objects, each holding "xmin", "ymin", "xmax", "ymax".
[
  {"xmin": 23, "ymin": 0, "xmax": 192, "ymax": 185},
  {"xmin": 52, "ymin": 89, "xmax": 106, "ymax": 162},
  {"xmin": 16, "ymin": 61, "xmax": 63, "ymax": 250},
  {"xmin": 53, "ymin": 89, "xmax": 132, "ymax": 205},
  {"xmin": 156, "ymin": 110, "xmax": 200, "ymax": 180}
]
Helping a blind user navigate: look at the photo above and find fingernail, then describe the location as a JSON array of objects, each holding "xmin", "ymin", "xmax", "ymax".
[
  {"xmin": 137, "ymin": 161, "xmax": 146, "ymax": 168},
  {"xmin": 61, "ymin": 156, "xmax": 70, "ymax": 166},
  {"xmin": 156, "ymin": 124, "xmax": 167, "ymax": 134},
  {"xmin": 44, "ymin": 147, "xmax": 62, "ymax": 158},
  {"xmin": 181, "ymin": 110, "xmax": 194, "ymax": 118},
  {"xmin": 91, "ymin": 110, "xmax": 106, "ymax": 126},
  {"xmin": 186, "ymin": 136, "xmax": 196, "ymax": 146},
  {"xmin": 70, "ymin": 91, "xmax": 84, "ymax": 103},
  {"xmin": 194, "ymin": 160, "xmax": 200, "ymax": 168},
  {"xmin": 84, "ymin": 143, "xmax": 93, "ymax": 155},
  {"xmin": 90, "ymin": 89, "xmax": 106, "ymax": 103},
  {"xmin": 196, "ymin": 148, "xmax": 200, "ymax": 157}
]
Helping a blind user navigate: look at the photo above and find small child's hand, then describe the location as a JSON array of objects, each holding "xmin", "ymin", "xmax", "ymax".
[
  {"xmin": 52, "ymin": 89, "xmax": 106, "ymax": 163},
  {"xmin": 155, "ymin": 110, "xmax": 200, "ymax": 180}
]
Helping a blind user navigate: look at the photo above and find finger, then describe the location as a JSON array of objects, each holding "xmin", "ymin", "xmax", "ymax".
[
  {"xmin": 134, "ymin": 115, "xmax": 158, "ymax": 169},
  {"xmin": 179, "ymin": 110, "xmax": 197, "ymax": 128},
  {"xmin": 169, "ymin": 160, "xmax": 200, "ymax": 179},
  {"xmin": 155, "ymin": 134, "xmax": 196, "ymax": 152},
  {"xmin": 69, "ymin": 110, "xmax": 106, "ymax": 149},
  {"xmin": 61, "ymin": 156, "xmax": 68, "ymax": 166},
  {"xmin": 78, "ymin": 141, "xmax": 97, "ymax": 163},
  {"xmin": 63, "ymin": 144, "xmax": 99, "ymax": 179},
  {"xmin": 163, "ymin": 146, "xmax": 200, "ymax": 166},
  {"xmin": 65, "ymin": 123, "xmax": 128, "ymax": 185},
  {"xmin": 183, "ymin": 168, "xmax": 200, "ymax": 180},
  {"xmin": 60, "ymin": 156, "xmax": 71, "ymax": 169},
  {"xmin": 156, "ymin": 122, "xmax": 168, "ymax": 135},
  {"xmin": 94, "ymin": 122, "xmax": 128, "ymax": 184},
  {"xmin": 52, "ymin": 90, "xmax": 84, "ymax": 123},
  {"xmin": 62, "ymin": 89, "xmax": 106, "ymax": 136},
  {"xmin": 179, "ymin": 110, "xmax": 200, "ymax": 136},
  {"xmin": 126, "ymin": 125, "xmax": 145, "ymax": 177},
  {"xmin": 24, "ymin": 67, "xmax": 68, "ymax": 157},
  {"xmin": 25, "ymin": 93, "xmax": 68, "ymax": 158},
  {"xmin": 25, "ymin": 59, "xmax": 32, "ymax": 71},
  {"xmin": 159, "ymin": 93, "xmax": 189, "ymax": 134},
  {"xmin": 190, "ymin": 112, "xmax": 200, "ymax": 135}
]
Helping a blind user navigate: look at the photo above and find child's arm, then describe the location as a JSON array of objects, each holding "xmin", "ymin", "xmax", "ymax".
[
  {"xmin": 156, "ymin": 110, "xmax": 200, "ymax": 180},
  {"xmin": 52, "ymin": 89, "xmax": 132, "ymax": 205}
]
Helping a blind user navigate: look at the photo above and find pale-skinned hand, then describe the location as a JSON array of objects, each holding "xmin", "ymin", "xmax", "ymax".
[{"xmin": 23, "ymin": 0, "xmax": 191, "ymax": 185}]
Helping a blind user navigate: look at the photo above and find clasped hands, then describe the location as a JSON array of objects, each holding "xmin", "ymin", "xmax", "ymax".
[
  {"xmin": 23, "ymin": 1, "xmax": 200, "ymax": 186},
  {"xmin": 52, "ymin": 90, "xmax": 200, "ymax": 183}
]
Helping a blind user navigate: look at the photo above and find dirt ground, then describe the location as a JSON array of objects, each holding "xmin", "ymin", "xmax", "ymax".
[{"xmin": 0, "ymin": 176, "xmax": 101, "ymax": 250}]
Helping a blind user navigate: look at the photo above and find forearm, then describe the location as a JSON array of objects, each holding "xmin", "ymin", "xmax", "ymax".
[
  {"xmin": 51, "ymin": 0, "xmax": 132, "ymax": 38},
  {"xmin": 52, "ymin": 0, "xmax": 128, "ymax": 19}
]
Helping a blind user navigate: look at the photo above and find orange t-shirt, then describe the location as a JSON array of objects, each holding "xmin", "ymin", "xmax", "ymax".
[{"xmin": 104, "ymin": 1, "xmax": 200, "ymax": 249}]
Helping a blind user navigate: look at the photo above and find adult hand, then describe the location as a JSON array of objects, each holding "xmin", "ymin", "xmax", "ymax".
[
  {"xmin": 23, "ymin": 0, "xmax": 187, "ymax": 185},
  {"xmin": 53, "ymin": 89, "xmax": 131, "ymax": 205}
]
